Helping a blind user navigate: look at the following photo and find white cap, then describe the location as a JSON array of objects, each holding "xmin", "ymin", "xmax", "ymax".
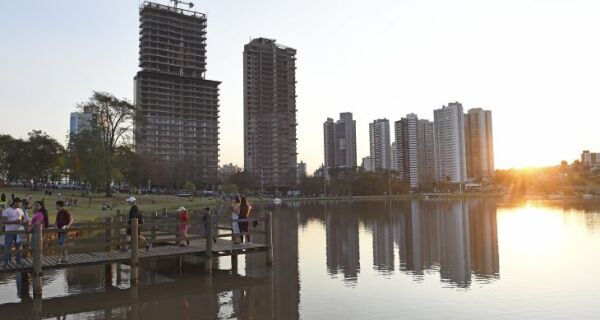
[
  {"xmin": 126, "ymin": 196, "xmax": 136, "ymax": 203},
  {"xmin": 177, "ymin": 206, "xmax": 186, "ymax": 212}
]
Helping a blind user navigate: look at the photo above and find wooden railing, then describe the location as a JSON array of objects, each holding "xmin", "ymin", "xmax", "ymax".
[{"xmin": 0, "ymin": 210, "xmax": 274, "ymax": 297}]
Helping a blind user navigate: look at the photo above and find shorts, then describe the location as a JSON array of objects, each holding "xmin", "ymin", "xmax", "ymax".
[{"xmin": 58, "ymin": 232, "xmax": 67, "ymax": 247}]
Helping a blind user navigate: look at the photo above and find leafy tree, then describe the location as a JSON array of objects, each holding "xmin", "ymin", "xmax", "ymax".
[
  {"xmin": 221, "ymin": 183, "xmax": 239, "ymax": 194},
  {"xmin": 68, "ymin": 128, "xmax": 109, "ymax": 192},
  {"xmin": 227, "ymin": 171, "xmax": 260, "ymax": 193},
  {"xmin": 79, "ymin": 91, "xmax": 134, "ymax": 196},
  {"xmin": 183, "ymin": 181, "xmax": 196, "ymax": 192},
  {"xmin": 25, "ymin": 130, "xmax": 65, "ymax": 188}
]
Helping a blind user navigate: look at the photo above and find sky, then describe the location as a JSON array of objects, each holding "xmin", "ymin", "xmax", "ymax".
[{"xmin": 1, "ymin": 0, "xmax": 599, "ymax": 173}]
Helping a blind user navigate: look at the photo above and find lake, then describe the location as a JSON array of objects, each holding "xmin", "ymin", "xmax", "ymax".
[{"xmin": 2, "ymin": 199, "xmax": 600, "ymax": 319}]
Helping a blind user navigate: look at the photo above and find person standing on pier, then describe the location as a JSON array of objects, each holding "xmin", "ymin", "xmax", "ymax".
[
  {"xmin": 55, "ymin": 200, "xmax": 73, "ymax": 263},
  {"xmin": 232, "ymin": 196, "xmax": 241, "ymax": 244},
  {"xmin": 30, "ymin": 201, "xmax": 48, "ymax": 229},
  {"xmin": 2, "ymin": 198, "xmax": 25, "ymax": 266},
  {"xmin": 177, "ymin": 206, "xmax": 190, "ymax": 247},
  {"xmin": 239, "ymin": 197, "xmax": 253, "ymax": 244},
  {"xmin": 126, "ymin": 197, "xmax": 151, "ymax": 251}
]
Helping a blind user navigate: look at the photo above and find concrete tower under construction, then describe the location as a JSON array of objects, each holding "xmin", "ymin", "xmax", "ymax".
[{"xmin": 134, "ymin": 1, "xmax": 220, "ymax": 187}]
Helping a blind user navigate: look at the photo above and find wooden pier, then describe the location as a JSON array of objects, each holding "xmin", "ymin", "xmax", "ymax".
[{"xmin": 0, "ymin": 210, "xmax": 274, "ymax": 298}]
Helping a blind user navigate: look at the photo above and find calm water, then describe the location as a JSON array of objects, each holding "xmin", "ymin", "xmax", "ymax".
[{"xmin": 2, "ymin": 199, "xmax": 600, "ymax": 319}]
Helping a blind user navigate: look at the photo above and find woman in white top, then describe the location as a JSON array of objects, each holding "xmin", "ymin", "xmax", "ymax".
[{"xmin": 232, "ymin": 196, "xmax": 241, "ymax": 244}]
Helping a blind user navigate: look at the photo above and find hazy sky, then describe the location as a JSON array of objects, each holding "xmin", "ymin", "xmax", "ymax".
[{"xmin": 1, "ymin": 0, "xmax": 599, "ymax": 173}]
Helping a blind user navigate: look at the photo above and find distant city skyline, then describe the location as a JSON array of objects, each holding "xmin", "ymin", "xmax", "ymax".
[{"xmin": 2, "ymin": 0, "xmax": 600, "ymax": 173}]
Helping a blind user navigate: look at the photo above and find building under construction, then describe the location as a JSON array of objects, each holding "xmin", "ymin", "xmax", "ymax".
[
  {"xmin": 134, "ymin": 1, "xmax": 220, "ymax": 187},
  {"xmin": 243, "ymin": 38, "xmax": 297, "ymax": 190}
]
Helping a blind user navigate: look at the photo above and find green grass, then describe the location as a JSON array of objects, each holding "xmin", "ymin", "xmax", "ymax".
[{"xmin": 1, "ymin": 188, "xmax": 219, "ymax": 222}]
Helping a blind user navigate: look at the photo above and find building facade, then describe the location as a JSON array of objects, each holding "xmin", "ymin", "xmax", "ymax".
[
  {"xmin": 433, "ymin": 102, "xmax": 468, "ymax": 184},
  {"xmin": 69, "ymin": 111, "xmax": 93, "ymax": 135},
  {"xmin": 465, "ymin": 108, "xmax": 495, "ymax": 181},
  {"xmin": 369, "ymin": 119, "xmax": 391, "ymax": 170},
  {"xmin": 297, "ymin": 161, "xmax": 307, "ymax": 182},
  {"xmin": 394, "ymin": 114, "xmax": 435, "ymax": 189},
  {"xmin": 362, "ymin": 156, "xmax": 373, "ymax": 172},
  {"xmin": 323, "ymin": 113, "xmax": 357, "ymax": 177},
  {"xmin": 581, "ymin": 150, "xmax": 600, "ymax": 167},
  {"xmin": 134, "ymin": 2, "xmax": 220, "ymax": 186},
  {"xmin": 243, "ymin": 38, "xmax": 297, "ymax": 190}
]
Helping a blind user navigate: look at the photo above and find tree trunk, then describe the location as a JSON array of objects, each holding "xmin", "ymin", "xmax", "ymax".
[{"xmin": 105, "ymin": 179, "xmax": 112, "ymax": 197}]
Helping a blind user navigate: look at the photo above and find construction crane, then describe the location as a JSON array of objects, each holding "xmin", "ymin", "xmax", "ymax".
[{"xmin": 170, "ymin": 0, "xmax": 194, "ymax": 9}]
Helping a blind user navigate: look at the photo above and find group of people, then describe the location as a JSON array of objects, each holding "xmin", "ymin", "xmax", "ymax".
[
  {"xmin": 231, "ymin": 196, "xmax": 253, "ymax": 244},
  {"xmin": 1, "ymin": 191, "xmax": 257, "ymax": 268},
  {"xmin": 0, "ymin": 193, "xmax": 73, "ymax": 267}
]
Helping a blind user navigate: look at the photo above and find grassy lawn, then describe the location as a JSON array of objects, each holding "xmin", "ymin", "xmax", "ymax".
[{"xmin": 1, "ymin": 188, "xmax": 220, "ymax": 222}]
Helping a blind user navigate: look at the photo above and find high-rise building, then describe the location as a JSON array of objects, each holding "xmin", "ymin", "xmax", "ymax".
[
  {"xmin": 323, "ymin": 118, "xmax": 336, "ymax": 177},
  {"xmin": 297, "ymin": 161, "xmax": 307, "ymax": 181},
  {"xmin": 323, "ymin": 113, "xmax": 357, "ymax": 176},
  {"xmin": 362, "ymin": 156, "xmax": 373, "ymax": 172},
  {"xmin": 433, "ymin": 102, "xmax": 468, "ymax": 184},
  {"xmin": 391, "ymin": 142, "xmax": 399, "ymax": 172},
  {"xmin": 465, "ymin": 108, "xmax": 495, "ymax": 181},
  {"xmin": 69, "ymin": 111, "xmax": 93, "ymax": 135},
  {"xmin": 134, "ymin": 2, "xmax": 220, "ymax": 186},
  {"xmin": 418, "ymin": 119, "xmax": 436, "ymax": 185},
  {"xmin": 369, "ymin": 119, "xmax": 391, "ymax": 170},
  {"xmin": 394, "ymin": 114, "xmax": 435, "ymax": 189},
  {"xmin": 394, "ymin": 118, "xmax": 408, "ymax": 178},
  {"xmin": 582, "ymin": 150, "xmax": 600, "ymax": 167},
  {"xmin": 244, "ymin": 38, "xmax": 297, "ymax": 190}
]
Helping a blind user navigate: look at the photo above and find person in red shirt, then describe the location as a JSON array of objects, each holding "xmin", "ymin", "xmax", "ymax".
[
  {"xmin": 55, "ymin": 200, "xmax": 73, "ymax": 263},
  {"xmin": 177, "ymin": 207, "xmax": 190, "ymax": 247}
]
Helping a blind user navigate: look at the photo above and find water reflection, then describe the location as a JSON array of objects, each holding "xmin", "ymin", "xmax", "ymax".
[
  {"xmin": 295, "ymin": 199, "xmax": 500, "ymax": 288},
  {"xmin": 4, "ymin": 199, "xmax": 579, "ymax": 319}
]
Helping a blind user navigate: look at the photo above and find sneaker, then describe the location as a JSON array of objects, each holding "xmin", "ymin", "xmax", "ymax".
[{"xmin": 179, "ymin": 244, "xmax": 185, "ymax": 248}]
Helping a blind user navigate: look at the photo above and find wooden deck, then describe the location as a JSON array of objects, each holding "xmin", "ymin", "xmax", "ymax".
[{"xmin": 0, "ymin": 239, "xmax": 267, "ymax": 273}]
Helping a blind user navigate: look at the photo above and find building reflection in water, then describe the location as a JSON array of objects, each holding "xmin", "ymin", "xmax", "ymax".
[
  {"xmin": 313, "ymin": 199, "xmax": 499, "ymax": 288},
  {"xmin": 325, "ymin": 204, "xmax": 360, "ymax": 282},
  {"xmin": 394, "ymin": 200, "xmax": 499, "ymax": 287}
]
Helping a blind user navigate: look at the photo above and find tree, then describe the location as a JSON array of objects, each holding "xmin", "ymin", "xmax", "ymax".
[
  {"xmin": 25, "ymin": 130, "xmax": 65, "ymax": 188},
  {"xmin": 79, "ymin": 91, "xmax": 135, "ymax": 197},
  {"xmin": 222, "ymin": 183, "xmax": 239, "ymax": 194},
  {"xmin": 68, "ymin": 128, "xmax": 109, "ymax": 192},
  {"xmin": 183, "ymin": 181, "xmax": 196, "ymax": 192},
  {"xmin": 227, "ymin": 171, "xmax": 260, "ymax": 193}
]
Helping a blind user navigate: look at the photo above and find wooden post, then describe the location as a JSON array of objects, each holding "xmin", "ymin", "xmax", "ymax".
[
  {"xmin": 130, "ymin": 218, "xmax": 139, "ymax": 285},
  {"xmin": 151, "ymin": 211, "xmax": 157, "ymax": 244},
  {"xmin": 265, "ymin": 211, "xmax": 274, "ymax": 266},
  {"xmin": 32, "ymin": 223, "xmax": 43, "ymax": 297},
  {"xmin": 204, "ymin": 213, "xmax": 213, "ymax": 273},
  {"xmin": 105, "ymin": 216, "xmax": 113, "ymax": 286},
  {"xmin": 116, "ymin": 210, "xmax": 123, "ymax": 252},
  {"xmin": 231, "ymin": 253, "xmax": 238, "ymax": 274}
]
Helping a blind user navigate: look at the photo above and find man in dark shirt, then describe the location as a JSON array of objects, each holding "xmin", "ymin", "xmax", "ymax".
[
  {"xmin": 55, "ymin": 200, "xmax": 73, "ymax": 263},
  {"xmin": 126, "ymin": 197, "xmax": 151, "ymax": 251}
]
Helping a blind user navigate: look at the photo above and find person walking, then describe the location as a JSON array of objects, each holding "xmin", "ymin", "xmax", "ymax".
[
  {"xmin": 55, "ymin": 200, "xmax": 73, "ymax": 263},
  {"xmin": 126, "ymin": 197, "xmax": 151, "ymax": 251},
  {"xmin": 232, "ymin": 196, "xmax": 241, "ymax": 244},
  {"xmin": 239, "ymin": 197, "xmax": 252, "ymax": 244},
  {"xmin": 177, "ymin": 206, "xmax": 190, "ymax": 247},
  {"xmin": 2, "ymin": 198, "xmax": 25, "ymax": 266}
]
